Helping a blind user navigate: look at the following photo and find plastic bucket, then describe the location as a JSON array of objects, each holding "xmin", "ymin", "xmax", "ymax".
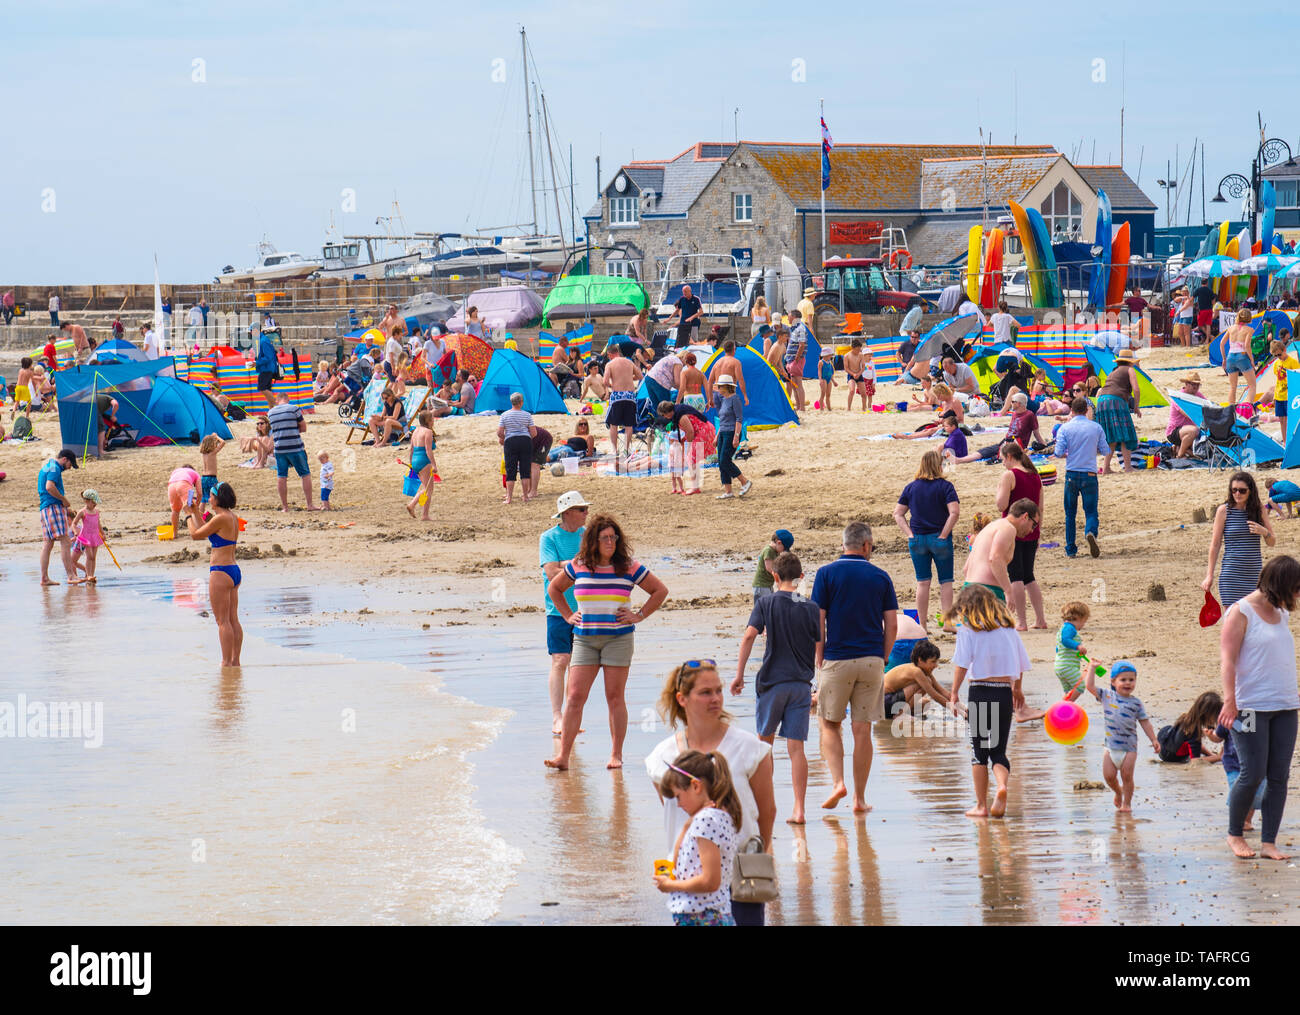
[
  {"xmin": 156, "ymin": 524, "xmax": 174, "ymax": 541},
  {"xmin": 563, "ymin": 456, "xmax": 579, "ymax": 475},
  {"xmin": 896, "ymin": 401, "xmax": 908, "ymax": 411}
]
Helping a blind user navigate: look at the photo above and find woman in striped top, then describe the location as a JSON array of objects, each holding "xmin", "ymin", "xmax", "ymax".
[
  {"xmin": 496, "ymin": 392, "xmax": 537, "ymax": 505},
  {"xmin": 546, "ymin": 514, "xmax": 668, "ymax": 771},
  {"xmin": 1204, "ymin": 472, "xmax": 1276, "ymax": 610}
]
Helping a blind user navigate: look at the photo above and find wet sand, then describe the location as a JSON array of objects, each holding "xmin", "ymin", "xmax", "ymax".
[{"xmin": 14, "ymin": 560, "xmax": 1294, "ymax": 925}]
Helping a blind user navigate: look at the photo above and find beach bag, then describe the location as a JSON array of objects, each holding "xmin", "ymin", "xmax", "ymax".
[
  {"xmin": 11, "ymin": 415, "xmax": 32, "ymax": 440},
  {"xmin": 731, "ymin": 835, "xmax": 778, "ymax": 904},
  {"xmin": 967, "ymin": 396, "xmax": 990, "ymax": 418},
  {"xmin": 225, "ymin": 402, "xmax": 248, "ymax": 422}
]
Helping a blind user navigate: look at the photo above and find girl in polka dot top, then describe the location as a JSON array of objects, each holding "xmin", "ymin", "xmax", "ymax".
[{"xmin": 653, "ymin": 750, "xmax": 741, "ymax": 926}]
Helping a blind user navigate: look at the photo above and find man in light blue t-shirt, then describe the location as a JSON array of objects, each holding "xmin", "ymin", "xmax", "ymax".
[{"xmin": 540, "ymin": 490, "xmax": 590, "ymax": 736}]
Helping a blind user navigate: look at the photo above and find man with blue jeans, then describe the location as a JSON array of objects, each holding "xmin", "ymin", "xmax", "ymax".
[
  {"xmin": 1054, "ymin": 396, "xmax": 1110, "ymax": 558},
  {"xmin": 540, "ymin": 490, "xmax": 589, "ymax": 736}
]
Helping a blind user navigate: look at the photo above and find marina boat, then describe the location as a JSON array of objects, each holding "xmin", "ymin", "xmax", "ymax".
[{"xmin": 216, "ymin": 241, "xmax": 322, "ymax": 284}]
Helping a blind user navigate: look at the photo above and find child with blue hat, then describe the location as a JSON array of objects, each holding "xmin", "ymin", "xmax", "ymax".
[
  {"xmin": 1086, "ymin": 658, "xmax": 1160, "ymax": 812},
  {"xmin": 752, "ymin": 529, "xmax": 794, "ymax": 604}
]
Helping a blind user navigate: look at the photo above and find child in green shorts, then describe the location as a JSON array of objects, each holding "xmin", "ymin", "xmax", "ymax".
[{"xmin": 1055, "ymin": 601, "xmax": 1089, "ymax": 699}]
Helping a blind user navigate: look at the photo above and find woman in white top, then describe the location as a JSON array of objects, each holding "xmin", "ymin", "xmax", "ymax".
[
  {"xmin": 947, "ymin": 584, "xmax": 1030, "ymax": 819},
  {"xmin": 646, "ymin": 660, "xmax": 775, "ymax": 926},
  {"xmin": 1221, "ymin": 307, "xmax": 1257, "ymax": 407},
  {"xmin": 750, "ymin": 297, "xmax": 772, "ymax": 340},
  {"xmin": 1219, "ymin": 555, "xmax": 1300, "ymax": 860}
]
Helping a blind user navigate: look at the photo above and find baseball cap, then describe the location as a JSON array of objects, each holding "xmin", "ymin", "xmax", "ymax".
[
  {"xmin": 1110, "ymin": 660, "xmax": 1137, "ymax": 680},
  {"xmin": 553, "ymin": 490, "xmax": 591, "ymax": 518},
  {"xmin": 773, "ymin": 529, "xmax": 794, "ymax": 551},
  {"xmin": 56, "ymin": 449, "xmax": 79, "ymax": 468}
]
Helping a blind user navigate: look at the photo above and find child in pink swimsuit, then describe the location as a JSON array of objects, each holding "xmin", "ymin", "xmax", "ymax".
[
  {"xmin": 168, "ymin": 465, "xmax": 200, "ymax": 536},
  {"xmin": 71, "ymin": 489, "xmax": 104, "ymax": 584}
]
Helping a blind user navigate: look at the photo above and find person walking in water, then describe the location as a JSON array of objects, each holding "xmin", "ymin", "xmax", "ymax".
[{"xmin": 810, "ymin": 521, "xmax": 898, "ymax": 813}]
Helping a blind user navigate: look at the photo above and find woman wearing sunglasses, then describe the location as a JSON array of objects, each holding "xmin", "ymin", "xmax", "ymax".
[
  {"xmin": 646, "ymin": 659, "xmax": 776, "ymax": 926},
  {"xmin": 546, "ymin": 514, "xmax": 668, "ymax": 771},
  {"xmin": 1204, "ymin": 472, "xmax": 1276, "ymax": 610}
]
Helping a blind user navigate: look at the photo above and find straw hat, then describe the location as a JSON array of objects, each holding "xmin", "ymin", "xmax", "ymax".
[
  {"xmin": 1179, "ymin": 372, "xmax": 1203, "ymax": 388},
  {"xmin": 803, "ymin": 287, "xmax": 816, "ymax": 297},
  {"xmin": 717, "ymin": 374, "xmax": 737, "ymax": 388},
  {"xmin": 1116, "ymin": 349, "xmax": 1140, "ymax": 364}
]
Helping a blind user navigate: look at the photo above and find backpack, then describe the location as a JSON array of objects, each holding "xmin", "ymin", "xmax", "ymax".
[
  {"xmin": 226, "ymin": 402, "xmax": 248, "ymax": 422},
  {"xmin": 1156, "ymin": 723, "xmax": 1194, "ymax": 763},
  {"xmin": 11, "ymin": 415, "xmax": 32, "ymax": 440}
]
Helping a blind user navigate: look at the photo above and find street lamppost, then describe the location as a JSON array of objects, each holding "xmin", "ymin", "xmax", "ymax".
[{"xmin": 1212, "ymin": 136, "xmax": 1295, "ymax": 236}]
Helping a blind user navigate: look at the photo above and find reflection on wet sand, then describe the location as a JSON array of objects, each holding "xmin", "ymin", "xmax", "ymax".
[{"xmin": 27, "ymin": 568, "xmax": 1295, "ymax": 925}]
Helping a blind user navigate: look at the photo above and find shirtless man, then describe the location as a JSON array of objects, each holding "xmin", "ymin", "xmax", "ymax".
[
  {"xmin": 377, "ymin": 304, "xmax": 401, "ymax": 338},
  {"xmin": 705, "ymin": 338, "xmax": 748, "ymax": 404},
  {"xmin": 61, "ymin": 321, "xmax": 91, "ymax": 365},
  {"xmin": 602, "ymin": 343, "xmax": 642, "ymax": 465},
  {"xmin": 843, "ymin": 337, "xmax": 869, "ymax": 412},
  {"xmin": 883, "ymin": 640, "xmax": 953, "ymax": 720},
  {"xmin": 550, "ymin": 335, "xmax": 577, "ymax": 390},
  {"xmin": 764, "ymin": 329, "xmax": 789, "ymax": 380},
  {"xmin": 963, "ymin": 499, "xmax": 1039, "ymax": 604}
]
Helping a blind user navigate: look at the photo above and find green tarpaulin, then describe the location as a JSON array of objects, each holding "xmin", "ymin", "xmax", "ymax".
[{"xmin": 542, "ymin": 275, "xmax": 647, "ymax": 325}]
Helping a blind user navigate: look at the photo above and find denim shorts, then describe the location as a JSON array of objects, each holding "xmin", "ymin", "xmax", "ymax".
[
  {"xmin": 275, "ymin": 449, "xmax": 310, "ymax": 478},
  {"xmin": 756, "ymin": 681, "xmax": 812, "ymax": 740},
  {"xmin": 907, "ymin": 532, "xmax": 954, "ymax": 583},
  {"xmin": 1225, "ymin": 352, "xmax": 1254, "ymax": 375},
  {"xmin": 546, "ymin": 614, "xmax": 574, "ymax": 656},
  {"xmin": 1225, "ymin": 767, "xmax": 1267, "ymax": 811}
]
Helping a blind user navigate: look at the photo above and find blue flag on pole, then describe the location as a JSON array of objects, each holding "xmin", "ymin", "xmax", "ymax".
[{"xmin": 820, "ymin": 117, "xmax": 833, "ymax": 192}]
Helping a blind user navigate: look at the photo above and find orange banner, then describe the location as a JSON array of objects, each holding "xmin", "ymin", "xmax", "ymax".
[{"xmin": 829, "ymin": 221, "xmax": 883, "ymax": 245}]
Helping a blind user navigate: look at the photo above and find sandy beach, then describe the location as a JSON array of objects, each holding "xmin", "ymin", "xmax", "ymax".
[{"xmin": 7, "ymin": 342, "xmax": 1300, "ymax": 923}]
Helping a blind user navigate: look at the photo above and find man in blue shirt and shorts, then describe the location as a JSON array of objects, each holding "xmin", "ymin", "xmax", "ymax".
[
  {"xmin": 811, "ymin": 521, "xmax": 899, "ymax": 814},
  {"xmin": 540, "ymin": 490, "xmax": 590, "ymax": 736}
]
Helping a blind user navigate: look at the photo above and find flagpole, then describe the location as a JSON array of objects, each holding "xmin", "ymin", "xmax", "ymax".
[{"xmin": 819, "ymin": 98, "xmax": 826, "ymax": 265}]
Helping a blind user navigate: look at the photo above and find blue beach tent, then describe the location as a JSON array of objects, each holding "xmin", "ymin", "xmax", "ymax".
[
  {"xmin": 54, "ymin": 359, "xmax": 231, "ymax": 459},
  {"xmin": 701, "ymin": 344, "xmax": 799, "ymax": 428},
  {"xmin": 89, "ymin": 338, "xmax": 147, "ymax": 364},
  {"xmin": 476, "ymin": 348, "xmax": 569, "ymax": 414},
  {"xmin": 1084, "ymin": 347, "xmax": 1168, "ymax": 407}
]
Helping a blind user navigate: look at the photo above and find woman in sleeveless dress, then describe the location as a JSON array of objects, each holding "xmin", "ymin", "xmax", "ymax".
[{"xmin": 1204, "ymin": 472, "xmax": 1275, "ymax": 610}]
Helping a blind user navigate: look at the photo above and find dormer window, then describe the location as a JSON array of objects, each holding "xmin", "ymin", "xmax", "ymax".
[{"xmin": 610, "ymin": 196, "xmax": 639, "ymax": 225}]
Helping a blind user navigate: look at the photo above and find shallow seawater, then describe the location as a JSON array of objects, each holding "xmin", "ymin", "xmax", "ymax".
[
  {"xmin": 7, "ymin": 561, "xmax": 1298, "ymax": 925},
  {"xmin": 0, "ymin": 565, "xmax": 518, "ymax": 925}
]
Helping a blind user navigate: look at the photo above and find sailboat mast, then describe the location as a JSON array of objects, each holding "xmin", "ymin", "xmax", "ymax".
[
  {"xmin": 521, "ymin": 27, "xmax": 539, "ymax": 235},
  {"xmin": 541, "ymin": 92, "xmax": 569, "ymax": 261}
]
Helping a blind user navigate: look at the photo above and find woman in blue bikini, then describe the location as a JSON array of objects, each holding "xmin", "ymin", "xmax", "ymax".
[{"xmin": 185, "ymin": 482, "xmax": 243, "ymax": 667}]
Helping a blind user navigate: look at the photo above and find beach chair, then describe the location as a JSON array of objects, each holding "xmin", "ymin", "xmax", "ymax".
[
  {"xmin": 343, "ymin": 377, "xmax": 387, "ymax": 444},
  {"xmin": 390, "ymin": 386, "xmax": 430, "ymax": 446}
]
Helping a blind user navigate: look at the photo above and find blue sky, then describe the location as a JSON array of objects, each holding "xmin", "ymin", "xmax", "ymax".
[{"xmin": 5, "ymin": 0, "xmax": 1296, "ymax": 282}]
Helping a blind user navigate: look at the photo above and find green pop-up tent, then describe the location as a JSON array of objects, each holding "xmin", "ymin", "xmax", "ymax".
[{"xmin": 542, "ymin": 275, "xmax": 647, "ymax": 326}]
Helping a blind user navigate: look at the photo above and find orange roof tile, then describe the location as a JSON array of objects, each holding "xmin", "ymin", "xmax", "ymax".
[{"xmin": 743, "ymin": 142, "xmax": 1057, "ymax": 210}]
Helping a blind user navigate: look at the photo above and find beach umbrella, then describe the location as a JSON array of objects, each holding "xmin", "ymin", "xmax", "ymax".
[
  {"xmin": 914, "ymin": 313, "xmax": 983, "ymax": 362},
  {"xmin": 1235, "ymin": 254, "xmax": 1300, "ymax": 275},
  {"xmin": 1175, "ymin": 256, "xmax": 1245, "ymax": 280}
]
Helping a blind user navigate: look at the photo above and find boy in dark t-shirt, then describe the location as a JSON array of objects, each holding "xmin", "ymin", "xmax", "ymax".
[{"xmin": 733, "ymin": 551, "xmax": 821, "ymax": 825}]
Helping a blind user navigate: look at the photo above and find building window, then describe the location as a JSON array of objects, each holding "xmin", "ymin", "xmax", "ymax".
[
  {"xmin": 734, "ymin": 193, "xmax": 753, "ymax": 223},
  {"xmin": 609, "ymin": 196, "xmax": 639, "ymax": 225},
  {"xmin": 606, "ymin": 259, "xmax": 641, "ymax": 279},
  {"xmin": 1276, "ymin": 180, "xmax": 1299, "ymax": 209},
  {"xmin": 1040, "ymin": 182, "xmax": 1083, "ymax": 241}
]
